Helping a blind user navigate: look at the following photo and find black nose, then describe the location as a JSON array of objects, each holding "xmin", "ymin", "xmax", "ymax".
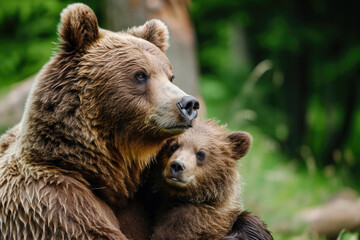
[
  {"xmin": 177, "ymin": 96, "xmax": 200, "ymax": 123},
  {"xmin": 170, "ymin": 161, "xmax": 185, "ymax": 176}
]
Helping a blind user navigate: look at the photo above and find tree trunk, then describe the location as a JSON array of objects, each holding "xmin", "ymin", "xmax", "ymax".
[{"xmin": 0, "ymin": 76, "xmax": 35, "ymax": 132}]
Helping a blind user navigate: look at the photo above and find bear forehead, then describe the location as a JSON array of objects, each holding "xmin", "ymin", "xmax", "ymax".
[
  {"xmin": 177, "ymin": 125, "xmax": 230, "ymax": 153},
  {"xmin": 181, "ymin": 122, "xmax": 227, "ymax": 143},
  {"xmin": 97, "ymin": 30, "xmax": 172, "ymax": 71}
]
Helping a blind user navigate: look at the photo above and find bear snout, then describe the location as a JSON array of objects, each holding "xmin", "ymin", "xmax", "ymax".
[
  {"xmin": 170, "ymin": 160, "xmax": 185, "ymax": 176},
  {"xmin": 177, "ymin": 96, "xmax": 199, "ymax": 125},
  {"xmin": 148, "ymin": 79, "xmax": 199, "ymax": 133}
]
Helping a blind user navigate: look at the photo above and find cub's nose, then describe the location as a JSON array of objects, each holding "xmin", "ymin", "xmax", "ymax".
[
  {"xmin": 170, "ymin": 161, "xmax": 185, "ymax": 176},
  {"xmin": 177, "ymin": 96, "xmax": 200, "ymax": 124}
]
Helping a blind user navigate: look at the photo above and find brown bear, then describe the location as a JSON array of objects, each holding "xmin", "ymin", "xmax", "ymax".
[
  {"xmin": 138, "ymin": 119, "xmax": 273, "ymax": 240},
  {"xmin": 0, "ymin": 3, "xmax": 199, "ymax": 239}
]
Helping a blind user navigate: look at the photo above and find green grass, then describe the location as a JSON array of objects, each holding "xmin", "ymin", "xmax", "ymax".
[
  {"xmin": 233, "ymin": 126, "xmax": 352, "ymax": 239},
  {"xmin": 337, "ymin": 230, "xmax": 359, "ymax": 240}
]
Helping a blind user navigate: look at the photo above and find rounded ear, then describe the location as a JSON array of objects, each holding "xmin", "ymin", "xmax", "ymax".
[
  {"xmin": 58, "ymin": 3, "xmax": 99, "ymax": 51},
  {"xmin": 127, "ymin": 19, "xmax": 169, "ymax": 52},
  {"xmin": 227, "ymin": 131, "xmax": 252, "ymax": 160}
]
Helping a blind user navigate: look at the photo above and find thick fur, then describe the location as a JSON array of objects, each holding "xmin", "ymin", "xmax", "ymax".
[
  {"xmin": 143, "ymin": 119, "xmax": 256, "ymax": 240},
  {"xmin": 220, "ymin": 211, "xmax": 273, "ymax": 240},
  {"xmin": 0, "ymin": 3, "xmax": 197, "ymax": 239}
]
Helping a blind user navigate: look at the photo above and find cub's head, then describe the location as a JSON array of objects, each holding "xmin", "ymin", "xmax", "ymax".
[
  {"xmin": 156, "ymin": 119, "xmax": 252, "ymax": 203},
  {"xmin": 56, "ymin": 4, "xmax": 199, "ymax": 152}
]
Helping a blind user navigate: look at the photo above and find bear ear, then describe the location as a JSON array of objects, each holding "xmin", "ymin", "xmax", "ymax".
[
  {"xmin": 227, "ymin": 131, "xmax": 252, "ymax": 160},
  {"xmin": 58, "ymin": 3, "xmax": 100, "ymax": 51},
  {"xmin": 127, "ymin": 19, "xmax": 169, "ymax": 52}
]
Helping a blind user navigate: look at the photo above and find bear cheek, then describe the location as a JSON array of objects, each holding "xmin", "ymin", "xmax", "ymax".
[{"xmin": 93, "ymin": 83, "xmax": 151, "ymax": 132}]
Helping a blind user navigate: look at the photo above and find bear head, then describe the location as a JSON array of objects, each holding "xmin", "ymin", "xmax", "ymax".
[
  {"xmin": 156, "ymin": 119, "xmax": 252, "ymax": 203},
  {"xmin": 61, "ymin": 4, "xmax": 199, "ymax": 140}
]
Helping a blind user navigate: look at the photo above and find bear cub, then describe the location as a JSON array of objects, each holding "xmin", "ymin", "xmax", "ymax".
[{"xmin": 145, "ymin": 119, "xmax": 266, "ymax": 240}]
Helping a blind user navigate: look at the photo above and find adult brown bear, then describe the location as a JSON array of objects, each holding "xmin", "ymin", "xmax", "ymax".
[{"xmin": 0, "ymin": 3, "xmax": 199, "ymax": 239}]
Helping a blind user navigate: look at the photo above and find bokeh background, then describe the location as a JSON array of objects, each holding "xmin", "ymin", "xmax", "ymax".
[{"xmin": 0, "ymin": 0, "xmax": 359, "ymax": 239}]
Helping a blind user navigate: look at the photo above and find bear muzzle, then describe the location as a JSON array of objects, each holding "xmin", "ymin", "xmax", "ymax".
[
  {"xmin": 164, "ymin": 158, "xmax": 195, "ymax": 186},
  {"xmin": 148, "ymin": 79, "xmax": 200, "ymax": 133},
  {"xmin": 170, "ymin": 160, "xmax": 185, "ymax": 176},
  {"xmin": 177, "ymin": 96, "xmax": 199, "ymax": 126}
]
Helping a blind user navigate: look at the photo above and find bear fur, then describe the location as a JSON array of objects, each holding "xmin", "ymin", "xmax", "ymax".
[
  {"xmin": 138, "ymin": 119, "xmax": 272, "ymax": 240},
  {"xmin": 220, "ymin": 211, "xmax": 273, "ymax": 240},
  {"xmin": 0, "ymin": 3, "xmax": 199, "ymax": 239}
]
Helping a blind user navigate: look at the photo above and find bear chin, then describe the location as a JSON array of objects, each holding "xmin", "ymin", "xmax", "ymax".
[
  {"xmin": 150, "ymin": 116, "xmax": 194, "ymax": 134},
  {"xmin": 164, "ymin": 176, "xmax": 194, "ymax": 188}
]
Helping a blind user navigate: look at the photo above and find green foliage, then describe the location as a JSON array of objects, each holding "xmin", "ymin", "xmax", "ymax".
[
  {"xmin": 191, "ymin": 0, "xmax": 360, "ymax": 180},
  {"xmin": 0, "ymin": 0, "xmax": 102, "ymax": 88},
  {"xmin": 337, "ymin": 230, "xmax": 359, "ymax": 240},
  {"xmin": 0, "ymin": 0, "xmax": 66, "ymax": 87}
]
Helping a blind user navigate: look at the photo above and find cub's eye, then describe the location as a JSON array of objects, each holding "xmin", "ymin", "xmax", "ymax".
[
  {"xmin": 134, "ymin": 71, "xmax": 148, "ymax": 83},
  {"xmin": 169, "ymin": 143, "xmax": 179, "ymax": 154},
  {"xmin": 196, "ymin": 151, "xmax": 206, "ymax": 163},
  {"xmin": 169, "ymin": 75, "xmax": 175, "ymax": 83}
]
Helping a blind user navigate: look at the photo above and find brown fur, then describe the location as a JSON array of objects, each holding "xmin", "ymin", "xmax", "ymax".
[
  {"xmin": 145, "ymin": 119, "xmax": 253, "ymax": 240},
  {"xmin": 220, "ymin": 211, "xmax": 273, "ymax": 240},
  {"xmin": 0, "ymin": 3, "xmax": 198, "ymax": 239}
]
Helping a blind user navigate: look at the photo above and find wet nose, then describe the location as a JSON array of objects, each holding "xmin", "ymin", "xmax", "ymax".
[
  {"xmin": 170, "ymin": 161, "xmax": 185, "ymax": 176},
  {"xmin": 177, "ymin": 96, "xmax": 200, "ymax": 123}
]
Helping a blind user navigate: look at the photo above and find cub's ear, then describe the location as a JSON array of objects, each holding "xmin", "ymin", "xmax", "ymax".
[
  {"xmin": 58, "ymin": 3, "xmax": 99, "ymax": 51},
  {"xmin": 227, "ymin": 131, "xmax": 252, "ymax": 160},
  {"xmin": 128, "ymin": 19, "xmax": 169, "ymax": 52}
]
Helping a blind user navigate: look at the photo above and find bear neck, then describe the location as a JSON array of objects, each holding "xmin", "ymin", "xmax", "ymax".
[{"xmin": 17, "ymin": 55, "xmax": 164, "ymax": 207}]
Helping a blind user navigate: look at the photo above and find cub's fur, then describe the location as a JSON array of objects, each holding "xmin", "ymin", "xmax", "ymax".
[{"xmin": 146, "ymin": 119, "xmax": 273, "ymax": 240}]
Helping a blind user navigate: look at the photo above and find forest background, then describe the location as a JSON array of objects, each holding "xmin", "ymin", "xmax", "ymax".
[{"xmin": 0, "ymin": 0, "xmax": 359, "ymax": 239}]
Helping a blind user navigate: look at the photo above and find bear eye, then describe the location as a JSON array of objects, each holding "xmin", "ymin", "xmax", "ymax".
[
  {"xmin": 196, "ymin": 151, "xmax": 206, "ymax": 163},
  {"xmin": 169, "ymin": 75, "xmax": 175, "ymax": 83},
  {"xmin": 134, "ymin": 71, "xmax": 148, "ymax": 83},
  {"xmin": 169, "ymin": 143, "xmax": 179, "ymax": 155}
]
